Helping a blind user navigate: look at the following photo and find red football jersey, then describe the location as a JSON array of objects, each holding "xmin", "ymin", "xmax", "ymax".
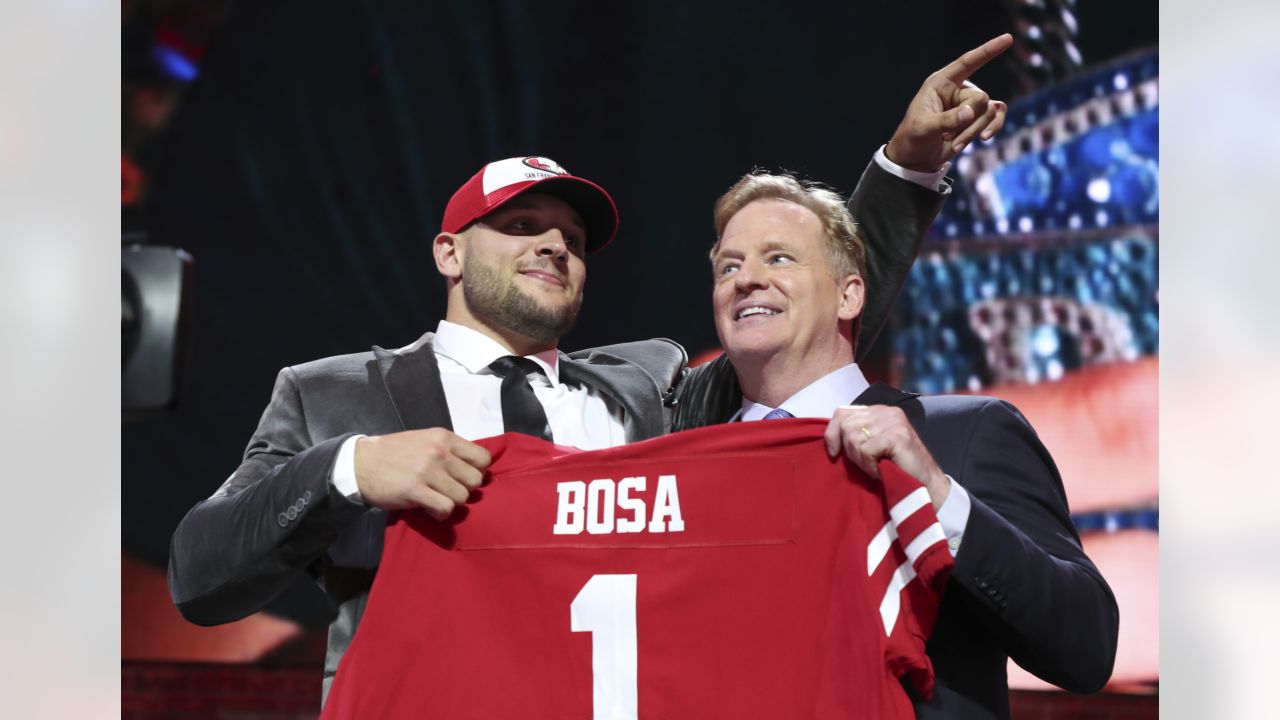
[{"xmin": 322, "ymin": 418, "xmax": 951, "ymax": 719}]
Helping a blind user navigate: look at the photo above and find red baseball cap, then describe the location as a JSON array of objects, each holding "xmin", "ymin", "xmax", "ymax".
[{"xmin": 440, "ymin": 156, "xmax": 619, "ymax": 252}]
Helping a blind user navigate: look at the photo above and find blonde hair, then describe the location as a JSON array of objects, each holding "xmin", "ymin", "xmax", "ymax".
[{"xmin": 710, "ymin": 171, "xmax": 867, "ymax": 282}]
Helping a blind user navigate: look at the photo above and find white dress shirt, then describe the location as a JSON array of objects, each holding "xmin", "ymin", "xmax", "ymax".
[
  {"xmin": 873, "ymin": 144, "xmax": 953, "ymax": 193},
  {"xmin": 332, "ymin": 320, "xmax": 628, "ymax": 503},
  {"xmin": 734, "ymin": 363, "xmax": 972, "ymax": 556}
]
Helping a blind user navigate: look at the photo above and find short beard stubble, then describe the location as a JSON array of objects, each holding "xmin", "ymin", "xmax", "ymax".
[{"xmin": 461, "ymin": 255, "xmax": 582, "ymax": 344}]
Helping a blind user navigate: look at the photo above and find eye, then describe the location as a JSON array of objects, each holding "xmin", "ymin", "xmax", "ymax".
[
  {"xmin": 563, "ymin": 235, "xmax": 582, "ymax": 250},
  {"xmin": 768, "ymin": 253, "xmax": 795, "ymax": 265},
  {"xmin": 716, "ymin": 262, "xmax": 740, "ymax": 277}
]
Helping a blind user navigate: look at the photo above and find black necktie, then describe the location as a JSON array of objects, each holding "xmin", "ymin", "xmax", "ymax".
[{"xmin": 487, "ymin": 356, "xmax": 553, "ymax": 441}]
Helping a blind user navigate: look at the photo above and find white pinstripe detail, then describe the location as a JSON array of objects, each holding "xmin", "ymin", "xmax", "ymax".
[
  {"xmin": 889, "ymin": 487, "xmax": 931, "ymax": 525},
  {"xmin": 904, "ymin": 523, "xmax": 947, "ymax": 566},
  {"xmin": 867, "ymin": 522, "xmax": 897, "ymax": 575},
  {"xmin": 879, "ymin": 560, "xmax": 918, "ymax": 635}
]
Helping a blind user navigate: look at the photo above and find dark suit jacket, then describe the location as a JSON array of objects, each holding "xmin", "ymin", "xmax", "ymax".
[
  {"xmin": 672, "ymin": 357, "xmax": 1120, "ymax": 720},
  {"xmin": 168, "ymin": 332, "xmax": 686, "ymax": 698}
]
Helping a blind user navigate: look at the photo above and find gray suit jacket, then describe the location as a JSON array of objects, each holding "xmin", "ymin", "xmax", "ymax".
[{"xmin": 168, "ymin": 332, "xmax": 686, "ymax": 698}]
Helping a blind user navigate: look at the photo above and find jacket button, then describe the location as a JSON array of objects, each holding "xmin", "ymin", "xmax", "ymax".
[{"xmin": 277, "ymin": 512, "xmax": 289, "ymax": 528}]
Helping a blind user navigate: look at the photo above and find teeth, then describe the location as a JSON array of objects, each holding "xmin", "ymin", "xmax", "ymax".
[{"xmin": 737, "ymin": 307, "xmax": 778, "ymax": 320}]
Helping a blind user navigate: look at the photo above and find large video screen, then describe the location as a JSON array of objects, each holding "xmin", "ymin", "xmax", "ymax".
[{"xmin": 895, "ymin": 49, "xmax": 1159, "ymax": 692}]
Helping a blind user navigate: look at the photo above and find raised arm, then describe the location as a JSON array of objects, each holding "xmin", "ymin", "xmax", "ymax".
[{"xmin": 852, "ymin": 34, "xmax": 1012, "ymax": 357}]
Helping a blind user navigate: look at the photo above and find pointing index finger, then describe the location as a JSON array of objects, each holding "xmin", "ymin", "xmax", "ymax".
[{"xmin": 938, "ymin": 33, "xmax": 1013, "ymax": 84}]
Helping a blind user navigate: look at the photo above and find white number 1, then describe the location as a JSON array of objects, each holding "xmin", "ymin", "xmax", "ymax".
[{"xmin": 570, "ymin": 574, "xmax": 638, "ymax": 720}]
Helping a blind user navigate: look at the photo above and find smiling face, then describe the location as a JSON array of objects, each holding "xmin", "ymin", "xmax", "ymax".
[
  {"xmin": 436, "ymin": 193, "xmax": 588, "ymax": 351},
  {"xmin": 711, "ymin": 198, "xmax": 863, "ymax": 382}
]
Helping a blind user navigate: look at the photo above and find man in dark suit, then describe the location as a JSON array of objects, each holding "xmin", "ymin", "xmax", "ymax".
[{"xmin": 671, "ymin": 159, "xmax": 1119, "ymax": 718}]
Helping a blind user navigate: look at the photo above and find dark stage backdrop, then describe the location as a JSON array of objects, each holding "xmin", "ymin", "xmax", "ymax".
[{"xmin": 123, "ymin": 0, "xmax": 1156, "ymax": 630}]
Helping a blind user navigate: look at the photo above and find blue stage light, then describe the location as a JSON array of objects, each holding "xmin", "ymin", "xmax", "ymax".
[{"xmin": 153, "ymin": 44, "xmax": 198, "ymax": 82}]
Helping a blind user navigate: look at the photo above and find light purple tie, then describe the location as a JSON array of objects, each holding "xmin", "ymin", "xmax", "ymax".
[{"xmin": 762, "ymin": 408, "xmax": 793, "ymax": 420}]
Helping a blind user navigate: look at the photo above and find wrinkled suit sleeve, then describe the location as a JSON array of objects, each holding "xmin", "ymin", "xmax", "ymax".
[
  {"xmin": 950, "ymin": 398, "xmax": 1120, "ymax": 692},
  {"xmin": 849, "ymin": 157, "xmax": 946, "ymax": 358},
  {"xmin": 167, "ymin": 367, "xmax": 367, "ymax": 625}
]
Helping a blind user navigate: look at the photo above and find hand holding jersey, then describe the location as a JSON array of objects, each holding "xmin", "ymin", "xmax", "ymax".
[
  {"xmin": 825, "ymin": 404, "xmax": 952, "ymax": 512},
  {"xmin": 353, "ymin": 429, "xmax": 491, "ymax": 519}
]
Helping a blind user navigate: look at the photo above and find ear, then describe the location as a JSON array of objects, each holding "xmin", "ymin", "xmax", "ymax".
[
  {"xmin": 433, "ymin": 232, "xmax": 463, "ymax": 280},
  {"xmin": 837, "ymin": 273, "xmax": 865, "ymax": 322}
]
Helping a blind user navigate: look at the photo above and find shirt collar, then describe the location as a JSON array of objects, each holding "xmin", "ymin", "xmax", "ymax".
[
  {"xmin": 431, "ymin": 320, "xmax": 561, "ymax": 383},
  {"xmin": 738, "ymin": 363, "xmax": 870, "ymax": 421}
]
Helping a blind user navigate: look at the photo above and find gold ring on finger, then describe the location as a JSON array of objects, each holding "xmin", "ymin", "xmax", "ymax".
[{"xmin": 860, "ymin": 426, "xmax": 873, "ymax": 441}]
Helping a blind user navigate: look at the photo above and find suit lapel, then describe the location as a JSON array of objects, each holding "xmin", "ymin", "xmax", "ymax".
[
  {"xmin": 852, "ymin": 381, "xmax": 918, "ymax": 407},
  {"xmin": 373, "ymin": 333, "xmax": 453, "ymax": 432},
  {"xmin": 371, "ymin": 334, "xmax": 664, "ymax": 440},
  {"xmin": 853, "ymin": 381, "xmax": 926, "ymax": 431},
  {"xmin": 560, "ymin": 353, "xmax": 663, "ymax": 442},
  {"xmin": 703, "ymin": 354, "xmax": 744, "ymax": 425}
]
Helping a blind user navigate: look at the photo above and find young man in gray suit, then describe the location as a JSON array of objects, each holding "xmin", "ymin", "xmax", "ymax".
[
  {"xmin": 168, "ymin": 155, "xmax": 690, "ymax": 698},
  {"xmin": 672, "ymin": 164, "xmax": 1119, "ymax": 718},
  {"xmin": 168, "ymin": 36, "xmax": 1013, "ymax": 704}
]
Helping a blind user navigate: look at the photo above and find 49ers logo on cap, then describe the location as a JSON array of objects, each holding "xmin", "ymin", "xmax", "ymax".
[
  {"xmin": 444, "ymin": 154, "xmax": 619, "ymax": 251},
  {"xmin": 480, "ymin": 156, "xmax": 569, "ymax": 195},
  {"xmin": 522, "ymin": 156, "xmax": 567, "ymax": 175}
]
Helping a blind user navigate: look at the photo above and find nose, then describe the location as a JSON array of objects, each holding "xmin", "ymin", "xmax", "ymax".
[
  {"xmin": 733, "ymin": 257, "xmax": 768, "ymax": 294},
  {"xmin": 534, "ymin": 228, "xmax": 570, "ymax": 262}
]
